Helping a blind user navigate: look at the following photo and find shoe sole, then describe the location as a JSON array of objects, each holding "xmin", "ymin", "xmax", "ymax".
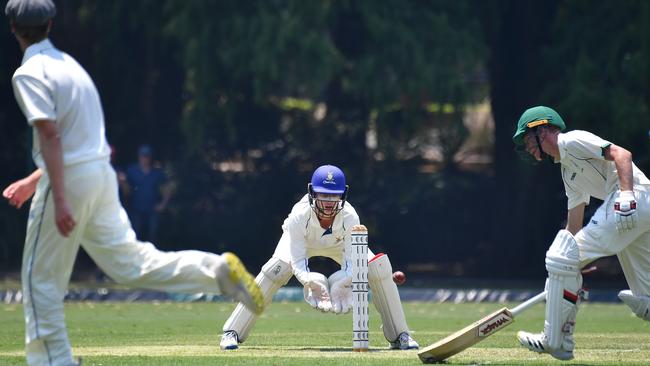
[
  {"xmin": 516, "ymin": 332, "xmax": 573, "ymax": 361},
  {"xmin": 390, "ymin": 344, "xmax": 419, "ymax": 350},
  {"xmin": 222, "ymin": 252, "xmax": 264, "ymax": 315}
]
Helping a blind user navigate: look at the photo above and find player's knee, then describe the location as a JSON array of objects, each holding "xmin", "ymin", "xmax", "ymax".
[
  {"xmin": 260, "ymin": 257, "xmax": 292, "ymax": 286},
  {"xmin": 545, "ymin": 230, "xmax": 581, "ymax": 276},
  {"xmin": 544, "ymin": 230, "xmax": 583, "ymax": 303},
  {"xmin": 100, "ymin": 266, "xmax": 139, "ymax": 285},
  {"xmin": 368, "ymin": 253, "xmax": 392, "ymax": 282}
]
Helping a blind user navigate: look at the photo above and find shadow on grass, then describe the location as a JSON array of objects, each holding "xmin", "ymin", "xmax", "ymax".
[{"xmin": 239, "ymin": 346, "xmax": 388, "ymax": 353}]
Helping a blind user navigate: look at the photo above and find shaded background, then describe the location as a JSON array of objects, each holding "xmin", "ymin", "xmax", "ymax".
[{"xmin": 1, "ymin": 0, "xmax": 648, "ymax": 286}]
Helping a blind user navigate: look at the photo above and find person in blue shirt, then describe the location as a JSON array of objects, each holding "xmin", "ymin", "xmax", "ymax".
[{"xmin": 122, "ymin": 145, "xmax": 172, "ymax": 242}]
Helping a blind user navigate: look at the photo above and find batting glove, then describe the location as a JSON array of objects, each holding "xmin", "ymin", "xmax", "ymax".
[{"xmin": 614, "ymin": 190, "xmax": 637, "ymax": 232}]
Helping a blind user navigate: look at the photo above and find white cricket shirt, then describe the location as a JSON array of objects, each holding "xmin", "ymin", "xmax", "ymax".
[
  {"xmin": 557, "ymin": 130, "xmax": 650, "ymax": 209},
  {"xmin": 282, "ymin": 194, "xmax": 360, "ymax": 284},
  {"xmin": 11, "ymin": 39, "xmax": 110, "ymax": 170}
]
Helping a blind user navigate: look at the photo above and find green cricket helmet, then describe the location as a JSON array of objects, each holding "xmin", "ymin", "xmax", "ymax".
[{"xmin": 512, "ymin": 106, "xmax": 566, "ymax": 145}]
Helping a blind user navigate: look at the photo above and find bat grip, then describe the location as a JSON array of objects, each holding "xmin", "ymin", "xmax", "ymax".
[{"xmin": 511, "ymin": 291, "xmax": 547, "ymax": 316}]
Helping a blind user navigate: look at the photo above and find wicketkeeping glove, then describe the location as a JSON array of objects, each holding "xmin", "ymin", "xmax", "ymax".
[
  {"xmin": 328, "ymin": 270, "xmax": 352, "ymax": 314},
  {"xmin": 614, "ymin": 190, "xmax": 637, "ymax": 232},
  {"xmin": 303, "ymin": 272, "xmax": 332, "ymax": 313}
]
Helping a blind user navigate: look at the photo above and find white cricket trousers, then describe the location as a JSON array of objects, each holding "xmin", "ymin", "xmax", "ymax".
[
  {"xmin": 22, "ymin": 159, "xmax": 223, "ymax": 366},
  {"xmin": 577, "ymin": 184, "xmax": 650, "ymax": 295}
]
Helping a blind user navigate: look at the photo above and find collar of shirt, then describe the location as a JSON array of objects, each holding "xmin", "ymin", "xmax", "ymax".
[{"xmin": 22, "ymin": 38, "xmax": 54, "ymax": 65}]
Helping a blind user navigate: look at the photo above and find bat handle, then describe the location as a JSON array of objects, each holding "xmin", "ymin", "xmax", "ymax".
[{"xmin": 511, "ymin": 291, "xmax": 547, "ymax": 316}]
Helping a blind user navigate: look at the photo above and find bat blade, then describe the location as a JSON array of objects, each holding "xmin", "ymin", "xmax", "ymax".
[{"xmin": 418, "ymin": 307, "xmax": 514, "ymax": 363}]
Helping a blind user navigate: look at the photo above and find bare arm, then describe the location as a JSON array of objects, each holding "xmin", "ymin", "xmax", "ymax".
[
  {"xmin": 118, "ymin": 171, "xmax": 130, "ymax": 197},
  {"xmin": 288, "ymin": 225, "xmax": 310, "ymax": 285},
  {"xmin": 27, "ymin": 168, "xmax": 43, "ymax": 182},
  {"xmin": 604, "ymin": 144, "xmax": 633, "ymax": 191},
  {"xmin": 34, "ymin": 119, "xmax": 76, "ymax": 237},
  {"xmin": 3, "ymin": 168, "xmax": 42, "ymax": 209},
  {"xmin": 566, "ymin": 203, "xmax": 586, "ymax": 235}
]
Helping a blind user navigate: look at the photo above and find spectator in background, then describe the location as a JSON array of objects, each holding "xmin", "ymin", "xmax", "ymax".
[
  {"xmin": 110, "ymin": 144, "xmax": 128, "ymax": 204},
  {"xmin": 121, "ymin": 145, "xmax": 172, "ymax": 242}
]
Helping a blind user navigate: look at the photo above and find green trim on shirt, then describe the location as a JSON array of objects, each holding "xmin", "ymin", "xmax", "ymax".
[{"xmin": 600, "ymin": 143, "xmax": 612, "ymax": 157}]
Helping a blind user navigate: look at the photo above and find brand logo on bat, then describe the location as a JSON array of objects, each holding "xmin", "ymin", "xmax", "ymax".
[{"xmin": 478, "ymin": 312, "xmax": 512, "ymax": 337}]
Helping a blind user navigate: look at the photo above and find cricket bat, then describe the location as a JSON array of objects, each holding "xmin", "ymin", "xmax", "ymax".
[{"xmin": 418, "ymin": 291, "xmax": 546, "ymax": 364}]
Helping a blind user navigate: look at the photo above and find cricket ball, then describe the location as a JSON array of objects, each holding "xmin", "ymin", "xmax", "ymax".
[{"xmin": 392, "ymin": 271, "xmax": 406, "ymax": 285}]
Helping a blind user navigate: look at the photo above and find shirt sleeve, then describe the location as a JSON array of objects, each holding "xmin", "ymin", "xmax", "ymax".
[
  {"xmin": 12, "ymin": 75, "xmax": 56, "ymax": 125},
  {"xmin": 561, "ymin": 131, "xmax": 611, "ymax": 209},
  {"xmin": 286, "ymin": 215, "xmax": 310, "ymax": 285},
  {"xmin": 561, "ymin": 166, "xmax": 591, "ymax": 209},
  {"xmin": 565, "ymin": 131, "xmax": 612, "ymax": 160}
]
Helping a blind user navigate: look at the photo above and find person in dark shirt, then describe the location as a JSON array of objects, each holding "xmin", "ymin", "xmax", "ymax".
[{"xmin": 122, "ymin": 145, "xmax": 172, "ymax": 242}]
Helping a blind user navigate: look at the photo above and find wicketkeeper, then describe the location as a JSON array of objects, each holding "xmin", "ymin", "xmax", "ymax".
[
  {"xmin": 512, "ymin": 106, "xmax": 650, "ymax": 360},
  {"xmin": 220, "ymin": 164, "xmax": 419, "ymax": 350}
]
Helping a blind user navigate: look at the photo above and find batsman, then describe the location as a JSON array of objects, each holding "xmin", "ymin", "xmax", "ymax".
[
  {"xmin": 512, "ymin": 106, "xmax": 650, "ymax": 360},
  {"xmin": 220, "ymin": 164, "xmax": 419, "ymax": 350}
]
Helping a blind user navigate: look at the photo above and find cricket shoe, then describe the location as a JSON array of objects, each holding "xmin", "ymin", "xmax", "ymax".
[
  {"xmin": 517, "ymin": 331, "xmax": 573, "ymax": 361},
  {"xmin": 618, "ymin": 290, "xmax": 650, "ymax": 321},
  {"xmin": 220, "ymin": 330, "xmax": 240, "ymax": 350},
  {"xmin": 216, "ymin": 252, "xmax": 264, "ymax": 315},
  {"xmin": 389, "ymin": 331, "xmax": 419, "ymax": 350}
]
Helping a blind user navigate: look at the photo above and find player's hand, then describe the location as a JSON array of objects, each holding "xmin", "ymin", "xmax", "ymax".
[
  {"xmin": 54, "ymin": 199, "xmax": 76, "ymax": 237},
  {"xmin": 329, "ymin": 272, "xmax": 352, "ymax": 314},
  {"xmin": 3, "ymin": 177, "xmax": 37, "ymax": 209},
  {"xmin": 614, "ymin": 190, "xmax": 637, "ymax": 232},
  {"xmin": 303, "ymin": 273, "xmax": 332, "ymax": 313}
]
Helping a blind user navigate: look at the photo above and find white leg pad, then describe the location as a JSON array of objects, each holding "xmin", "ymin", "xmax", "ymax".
[
  {"xmin": 368, "ymin": 253, "xmax": 409, "ymax": 342},
  {"xmin": 544, "ymin": 230, "xmax": 582, "ymax": 352},
  {"xmin": 222, "ymin": 257, "xmax": 292, "ymax": 341}
]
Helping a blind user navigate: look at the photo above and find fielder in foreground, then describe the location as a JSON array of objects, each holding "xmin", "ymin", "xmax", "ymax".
[
  {"xmin": 512, "ymin": 106, "xmax": 650, "ymax": 360},
  {"xmin": 418, "ymin": 291, "xmax": 546, "ymax": 363},
  {"xmin": 220, "ymin": 164, "xmax": 419, "ymax": 350},
  {"xmin": 3, "ymin": 1, "xmax": 262, "ymax": 365}
]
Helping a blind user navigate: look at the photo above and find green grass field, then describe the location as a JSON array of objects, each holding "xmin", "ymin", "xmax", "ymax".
[{"xmin": 1, "ymin": 300, "xmax": 649, "ymax": 365}]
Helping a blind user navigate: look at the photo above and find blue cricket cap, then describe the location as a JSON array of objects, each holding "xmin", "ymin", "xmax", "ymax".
[
  {"xmin": 311, "ymin": 165, "xmax": 346, "ymax": 194},
  {"xmin": 138, "ymin": 145, "xmax": 153, "ymax": 157}
]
